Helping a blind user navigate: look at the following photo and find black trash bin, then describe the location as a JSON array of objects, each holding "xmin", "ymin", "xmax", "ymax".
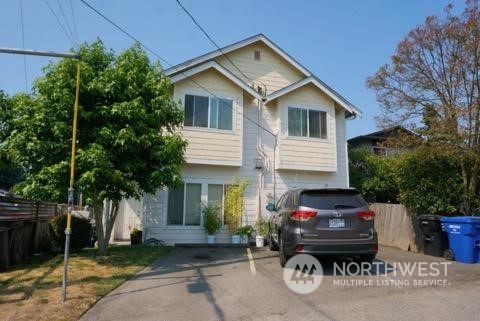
[{"xmin": 417, "ymin": 215, "xmax": 449, "ymax": 257}]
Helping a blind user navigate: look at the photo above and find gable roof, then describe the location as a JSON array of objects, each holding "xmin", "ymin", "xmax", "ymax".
[
  {"xmin": 169, "ymin": 60, "xmax": 261, "ymax": 99},
  {"xmin": 165, "ymin": 34, "xmax": 310, "ymax": 77},
  {"xmin": 267, "ymin": 77, "xmax": 361, "ymax": 117},
  {"xmin": 165, "ymin": 34, "xmax": 361, "ymax": 117},
  {"xmin": 348, "ymin": 125, "xmax": 419, "ymax": 144}
]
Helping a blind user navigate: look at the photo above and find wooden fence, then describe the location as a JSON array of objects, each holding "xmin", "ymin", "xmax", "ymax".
[
  {"xmin": 370, "ymin": 203, "xmax": 420, "ymax": 252},
  {"xmin": 0, "ymin": 197, "xmax": 57, "ymax": 270}
]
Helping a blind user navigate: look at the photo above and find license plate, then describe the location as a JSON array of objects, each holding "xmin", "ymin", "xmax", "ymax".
[{"xmin": 329, "ymin": 218, "xmax": 345, "ymax": 228}]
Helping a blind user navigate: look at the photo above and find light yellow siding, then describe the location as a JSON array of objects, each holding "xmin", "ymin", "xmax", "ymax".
[
  {"xmin": 277, "ymin": 84, "xmax": 337, "ymax": 171},
  {"xmin": 216, "ymin": 43, "xmax": 304, "ymax": 94},
  {"xmin": 173, "ymin": 69, "xmax": 243, "ymax": 166},
  {"xmin": 129, "ymin": 36, "xmax": 357, "ymax": 245}
]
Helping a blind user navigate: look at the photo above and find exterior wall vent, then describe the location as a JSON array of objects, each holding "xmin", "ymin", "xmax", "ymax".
[{"xmin": 254, "ymin": 50, "xmax": 261, "ymax": 61}]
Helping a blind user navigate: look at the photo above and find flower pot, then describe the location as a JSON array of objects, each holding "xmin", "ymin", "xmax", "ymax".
[
  {"xmin": 255, "ymin": 235, "xmax": 265, "ymax": 248},
  {"xmin": 130, "ymin": 230, "xmax": 142, "ymax": 245},
  {"xmin": 206, "ymin": 234, "xmax": 216, "ymax": 244},
  {"xmin": 241, "ymin": 235, "xmax": 249, "ymax": 244},
  {"xmin": 231, "ymin": 235, "xmax": 241, "ymax": 244}
]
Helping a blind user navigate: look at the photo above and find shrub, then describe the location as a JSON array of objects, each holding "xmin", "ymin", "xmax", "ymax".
[
  {"xmin": 396, "ymin": 146, "xmax": 461, "ymax": 215},
  {"xmin": 224, "ymin": 177, "xmax": 249, "ymax": 234},
  {"xmin": 202, "ymin": 203, "xmax": 222, "ymax": 235},
  {"xmin": 130, "ymin": 227, "xmax": 143, "ymax": 245},
  {"xmin": 237, "ymin": 225, "xmax": 254, "ymax": 237},
  {"xmin": 48, "ymin": 214, "xmax": 92, "ymax": 251},
  {"xmin": 348, "ymin": 147, "xmax": 399, "ymax": 203},
  {"xmin": 255, "ymin": 214, "xmax": 269, "ymax": 236}
]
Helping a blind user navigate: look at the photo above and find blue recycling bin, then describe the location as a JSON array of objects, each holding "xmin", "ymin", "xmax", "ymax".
[{"xmin": 441, "ymin": 216, "xmax": 480, "ymax": 263}]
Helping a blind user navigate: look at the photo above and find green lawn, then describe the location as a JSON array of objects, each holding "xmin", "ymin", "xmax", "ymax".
[{"xmin": 0, "ymin": 245, "xmax": 171, "ymax": 321}]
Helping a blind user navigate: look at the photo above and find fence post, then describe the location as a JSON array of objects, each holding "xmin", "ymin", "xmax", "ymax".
[
  {"xmin": 0, "ymin": 227, "xmax": 10, "ymax": 270},
  {"xmin": 30, "ymin": 202, "xmax": 40, "ymax": 254}
]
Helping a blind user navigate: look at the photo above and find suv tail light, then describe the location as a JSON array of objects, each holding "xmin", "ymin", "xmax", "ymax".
[
  {"xmin": 357, "ymin": 210, "xmax": 375, "ymax": 221},
  {"xmin": 290, "ymin": 210, "xmax": 317, "ymax": 221}
]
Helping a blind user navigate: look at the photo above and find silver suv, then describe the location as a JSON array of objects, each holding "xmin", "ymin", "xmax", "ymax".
[{"xmin": 266, "ymin": 188, "xmax": 378, "ymax": 267}]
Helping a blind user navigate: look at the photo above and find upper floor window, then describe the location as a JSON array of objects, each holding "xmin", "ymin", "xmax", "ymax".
[
  {"xmin": 184, "ymin": 94, "xmax": 233, "ymax": 130},
  {"xmin": 288, "ymin": 107, "xmax": 327, "ymax": 139}
]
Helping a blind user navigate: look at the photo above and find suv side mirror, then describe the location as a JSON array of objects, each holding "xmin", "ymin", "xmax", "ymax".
[{"xmin": 266, "ymin": 203, "xmax": 276, "ymax": 211}]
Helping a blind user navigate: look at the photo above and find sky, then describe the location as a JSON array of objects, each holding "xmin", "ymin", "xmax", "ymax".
[{"xmin": 0, "ymin": 0, "xmax": 468, "ymax": 138}]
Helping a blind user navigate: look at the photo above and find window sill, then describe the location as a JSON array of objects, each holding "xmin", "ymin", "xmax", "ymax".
[
  {"xmin": 285, "ymin": 135, "xmax": 329, "ymax": 142},
  {"xmin": 182, "ymin": 126, "xmax": 235, "ymax": 135}
]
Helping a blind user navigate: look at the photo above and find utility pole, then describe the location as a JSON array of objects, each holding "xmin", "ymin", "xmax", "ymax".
[{"xmin": 0, "ymin": 47, "xmax": 80, "ymax": 303}]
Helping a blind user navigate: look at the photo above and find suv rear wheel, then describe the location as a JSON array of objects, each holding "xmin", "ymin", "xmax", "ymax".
[{"xmin": 269, "ymin": 232, "xmax": 279, "ymax": 251}]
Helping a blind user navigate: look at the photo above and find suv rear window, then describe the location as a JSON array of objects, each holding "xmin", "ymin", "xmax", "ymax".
[{"xmin": 299, "ymin": 190, "xmax": 367, "ymax": 210}]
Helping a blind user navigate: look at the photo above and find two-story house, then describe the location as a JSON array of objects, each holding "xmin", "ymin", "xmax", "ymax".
[{"xmin": 112, "ymin": 34, "xmax": 362, "ymax": 244}]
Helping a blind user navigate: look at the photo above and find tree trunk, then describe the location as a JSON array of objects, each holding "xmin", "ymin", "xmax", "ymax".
[
  {"xmin": 104, "ymin": 200, "xmax": 120, "ymax": 246},
  {"xmin": 94, "ymin": 199, "xmax": 121, "ymax": 256},
  {"xmin": 94, "ymin": 201, "xmax": 108, "ymax": 256}
]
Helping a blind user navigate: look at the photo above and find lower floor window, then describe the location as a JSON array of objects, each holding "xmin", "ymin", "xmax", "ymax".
[
  {"xmin": 167, "ymin": 183, "xmax": 201, "ymax": 226},
  {"xmin": 208, "ymin": 184, "xmax": 225, "ymax": 225},
  {"xmin": 167, "ymin": 183, "xmax": 226, "ymax": 226}
]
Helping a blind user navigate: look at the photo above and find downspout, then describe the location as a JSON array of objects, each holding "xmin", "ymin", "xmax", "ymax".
[
  {"xmin": 257, "ymin": 98, "xmax": 269, "ymax": 220},
  {"xmin": 273, "ymin": 134, "xmax": 277, "ymax": 204}
]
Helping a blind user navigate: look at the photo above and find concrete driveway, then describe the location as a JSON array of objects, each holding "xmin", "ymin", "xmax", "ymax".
[{"xmin": 80, "ymin": 245, "xmax": 480, "ymax": 321}]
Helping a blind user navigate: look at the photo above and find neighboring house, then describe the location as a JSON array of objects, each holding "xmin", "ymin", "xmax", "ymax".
[
  {"xmin": 113, "ymin": 34, "xmax": 362, "ymax": 244},
  {"xmin": 348, "ymin": 125, "xmax": 416, "ymax": 156}
]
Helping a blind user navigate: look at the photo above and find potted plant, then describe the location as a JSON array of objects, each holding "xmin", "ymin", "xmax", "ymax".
[
  {"xmin": 130, "ymin": 227, "xmax": 142, "ymax": 245},
  {"xmin": 224, "ymin": 177, "xmax": 249, "ymax": 243},
  {"xmin": 255, "ymin": 214, "xmax": 269, "ymax": 247},
  {"xmin": 238, "ymin": 225, "xmax": 254, "ymax": 244},
  {"xmin": 202, "ymin": 202, "xmax": 222, "ymax": 244}
]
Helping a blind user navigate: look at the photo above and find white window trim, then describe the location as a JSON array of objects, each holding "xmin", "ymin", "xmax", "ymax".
[
  {"xmin": 167, "ymin": 181, "xmax": 228, "ymax": 227},
  {"xmin": 181, "ymin": 91, "xmax": 238, "ymax": 134},
  {"xmin": 286, "ymin": 105, "xmax": 329, "ymax": 140}
]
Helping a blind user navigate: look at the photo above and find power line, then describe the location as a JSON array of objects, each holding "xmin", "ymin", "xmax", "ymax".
[
  {"xmin": 68, "ymin": 0, "xmax": 79, "ymax": 45},
  {"xmin": 80, "ymin": 0, "xmax": 170, "ymax": 66},
  {"xmin": 175, "ymin": 0, "xmax": 251, "ymax": 82},
  {"xmin": 19, "ymin": 0, "xmax": 28, "ymax": 92},
  {"xmin": 80, "ymin": 0, "xmax": 275, "ymax": 137},
  {"xmin": 175, "ymin": 0, "xmax": 268, "ymax": 97},
  {"xmin": 54, "ymin": 0, "xmax": 77, "ymax": 47},
  {"xmin": 44, "ymin": 0, "xmax": 76, "ymax": 47}
]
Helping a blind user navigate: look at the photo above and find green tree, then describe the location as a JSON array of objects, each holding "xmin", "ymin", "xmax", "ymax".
[
  {"xmin": 0, "ymin": 90, "xmax": 11, "ymax": 143},
  {"xmin": 0, "ymin": 91, "xmax": 23, "ymax": 190},
  {"xmin": 396, "ymin": 146, "xmax": 461, "ymax": 215},
  {"xmin": 3, "ymin": 40, "xmax": 187, "ymax": 255},
  {"xmin": 348, "ymin": 148, "xmax": 399, "ymax": 203},
  {"xmin": 367, "ymin": 2, "xmax": 480, "ymax": 213}
]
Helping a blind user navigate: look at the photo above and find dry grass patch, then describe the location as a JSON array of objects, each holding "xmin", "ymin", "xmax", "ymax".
[{"xmin": 0, "ymin": 245, "xmax": 171, "ymax": 321}]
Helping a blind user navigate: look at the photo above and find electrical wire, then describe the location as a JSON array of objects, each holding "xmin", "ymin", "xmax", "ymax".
[
  {"xmin": 44, "ymin": 0, "xmax": 76, "ymax": 47},
  {"xmin": 175, "ymin": 0, "xmax": 268, "ymax": 95},
  {"xmin": 80, "ymin": 0, "xmax": 275, "ymax": 137},
  {"xmin": 56, "ymin": 0, "xmax": 76, "ymax": 44},
  {"xmin": 80, "ymin": 0, "xmax": 169, "ymax": 66},
  {"xmin": 19, "ymin": 0, "xmax": 28, "ymax": 92},
  {"xmin": 175, "ymin": 0, "xmax": 251, "ymax": 82},
  {"xmin": 54, "ymin": 0, "xmax": 78, "ymax": 48},
  {"xmin": 68, "ymin": 0, "xmax": 79, "ymax": 45}
]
